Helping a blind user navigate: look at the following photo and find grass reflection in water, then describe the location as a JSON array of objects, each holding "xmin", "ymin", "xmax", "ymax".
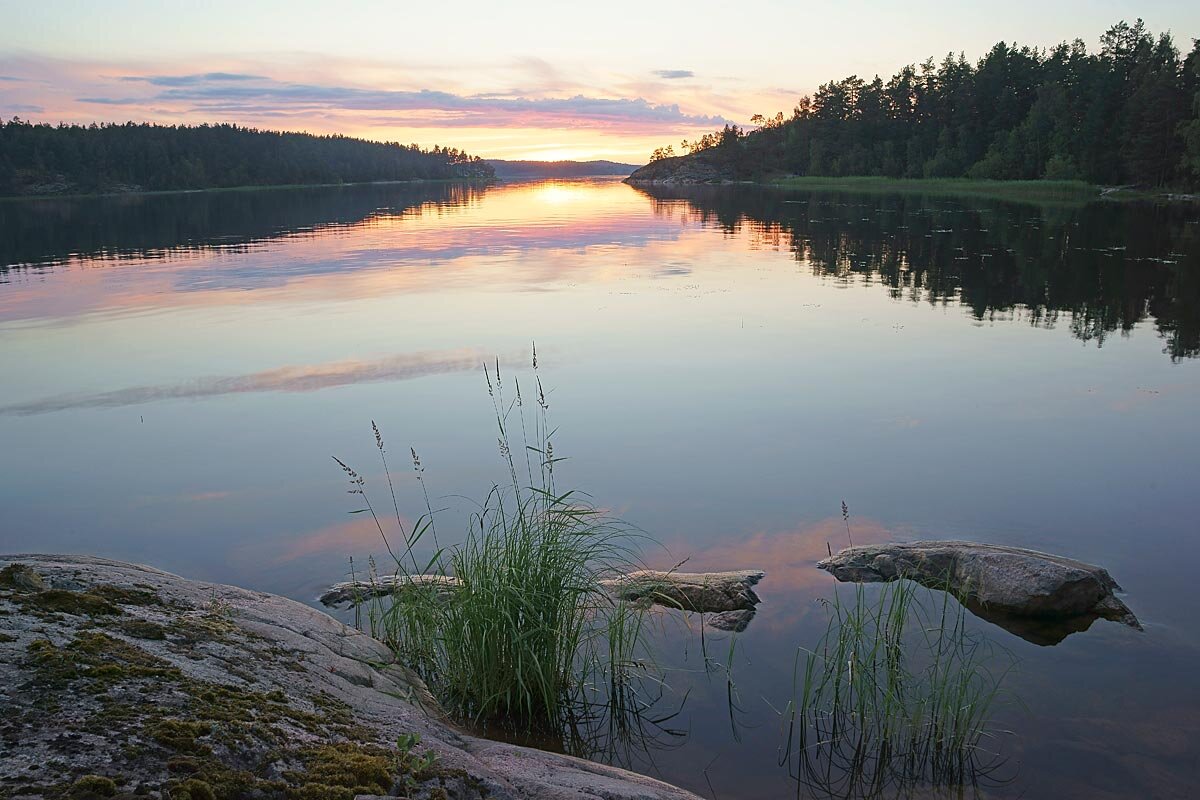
[{"xmin": 782, "ymin": 579, "xmax": 1016, "ymax": 798}]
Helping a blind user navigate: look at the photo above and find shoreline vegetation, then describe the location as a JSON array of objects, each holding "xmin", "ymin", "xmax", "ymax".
[
  {"xmin": 768, "ymin": 176, "xmax": 1200, "ymax": 204},
  {"xmin": 769, "ymin": 176, "xmax": 1107, "ymax": 203},
  {"xmin": 631, "ymin": 19, "xmax": 1200, "ymax": 194},
  {"xmin": 0, "ymin": 176, "xmax": 492, "ymax": 203},
  {"xmin": 10, "ymin": 173, "xmax": 1192, "ymax": 206}
]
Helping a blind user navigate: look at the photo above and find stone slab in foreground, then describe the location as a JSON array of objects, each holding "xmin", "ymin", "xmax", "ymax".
[{"xmin": 0, "ymin": 554, "xmax": 702, "ymax": 800}]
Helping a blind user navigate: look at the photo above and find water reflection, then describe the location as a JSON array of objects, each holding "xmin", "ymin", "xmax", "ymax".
[
  {"xmin": 5, "ymin": 181, "xmax": 1197, "ymax": 362},
  {"xmin": 0, "ymin": 182, "xmax": 486, "ymax": 271},
  {"xmin": 783, "ymin": 580, "xmax": 1015, "ymax": 799},
  {"xmin": 1, "ymin": 178, "xmax": 1198, "ymax": 800},
  {"xmin": 635, "ymin": 185, "xmax": 1200, "ymax": 361},
  {"xmin": 0, "ymin": 348, "xmax": 518, "ymax": 415}
]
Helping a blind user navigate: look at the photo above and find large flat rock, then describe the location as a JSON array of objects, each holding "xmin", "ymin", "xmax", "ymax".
[{"xmin": 0, "ymin": 554, "xmax": 701, "ymax": 800}]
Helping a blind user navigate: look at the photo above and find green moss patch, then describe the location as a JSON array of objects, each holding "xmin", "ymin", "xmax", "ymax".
[
  {"xmin": 151, "ymin": 719, "xmax": 214, "ymax": 754},
  {"xmin": 91, "ymin": 584, "xmax": 163, "ymax": 607},
  {"xmin": 114, "ymin": 618, "xmax": 168, "ymax": 640},
  {"xmin": 24, "ymin": 631, "xmax": 182, "ymax": 691},
  {"xmin": 4, "ymin": 587, "xmax": 476, "ymax": 800},
  {"xmin": 68, "ymin": 774, "xmax": 117, "ymax": 798},
  {"xmin": 285, "ymin": 743, "xmax": 394, "ymax": 799},
  {"xmin": 20, "ymin": 589, "xmax": 123, "ymax": 617},
  {"xmin": 3, "ymin": 571, "xmax": 164, "ymax": 619}
]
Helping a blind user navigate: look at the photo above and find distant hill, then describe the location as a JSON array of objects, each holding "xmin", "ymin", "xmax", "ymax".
[
  {"xmin": 486, "ymin": 160, "xmax": 641, "ymax": 179},
  {"xmin": 0, "ymin": 120, "xmax": 494, "ymax": 197},
  {"xmin": 629, "ymin": 19, "xmax": 1200, "ymax": 189}
]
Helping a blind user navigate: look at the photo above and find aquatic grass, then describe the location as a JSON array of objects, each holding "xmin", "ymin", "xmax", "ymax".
[
  {"xmin": 782, "ymin": 578, "xmax": 1014, "ymax": 798},
  {"xmin": 334, "ymin": 352, "xmax": 658, "ymax": 751}
]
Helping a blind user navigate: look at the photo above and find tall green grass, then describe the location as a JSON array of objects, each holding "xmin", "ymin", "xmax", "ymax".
[
  {"xmin": 334, "ymin": 354, "xmax": 656, "ymax": 749},
  {"xmin": 782, "ymin": 579, "xmax": 1013, "ymax": 797}
]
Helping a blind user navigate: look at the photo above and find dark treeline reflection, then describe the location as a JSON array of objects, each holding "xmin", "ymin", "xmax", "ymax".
[
  {"xmin": 640, "ymin": 185, "xmax": 1200, "ymax": 361},
  {"xmin": 0, "ymin": 182, "xmax": 486, "ymax": 273}
]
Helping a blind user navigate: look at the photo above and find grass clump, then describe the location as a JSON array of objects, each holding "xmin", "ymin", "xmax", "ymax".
[
  {"xmin": 783, "ymin": 579, "xmax": 1012, "ymax": 797},
  {"xmin": 335, "ymin": 354, "xmax": 651, "ymax": 744}
]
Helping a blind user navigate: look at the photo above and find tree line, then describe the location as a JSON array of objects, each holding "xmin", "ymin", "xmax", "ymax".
[
  {"xmin": 0, "ymin": 120, "xmax": 494, "ymax": 196},
  {"xmin": 652, "ymin": 20, "xmax": 1200, "ymax": 187}
]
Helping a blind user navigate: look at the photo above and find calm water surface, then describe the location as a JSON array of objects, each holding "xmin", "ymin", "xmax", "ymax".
[{"xmin": 2, "ymin": 178, "xmax": 1199, "ymax": 798}]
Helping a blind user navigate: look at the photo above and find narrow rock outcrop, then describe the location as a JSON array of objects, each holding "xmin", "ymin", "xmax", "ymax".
[
  {"xmin": 0, "ymin": 554, "xmax": 702, "ymax": 800},
  {"xmin": 598, "ymin": 569, "xmax": 764, "ymax": 613},
  {"xmin": 623, "ymin": 153, "xmax": 737, "ymax": 185},
  {"xmin": 320, "ymin": 574, "xmax": 463, "ymax": 607},
  {"xmin": 817, "ymin": 541, "xmax": 1140, "ymax": 636},
  {"xmin": 323, "ymin": 569, "xmax": 767, "ymax": 618}
]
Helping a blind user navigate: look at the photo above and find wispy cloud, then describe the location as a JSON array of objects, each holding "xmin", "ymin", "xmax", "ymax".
[
  {"xmin": 653, "ymin": 69, "xmax": 694, "ymax": 80},
  {"xmin": 121, "ymin": 71, "xmax": 267, "ymax": 87},
  {"xmin": 0, "ymin": 349, "xmax": 520, "ymax": 416},
  {"xmin": 80, "ymin": 73, "xmax": 731, "ymax": 129}
]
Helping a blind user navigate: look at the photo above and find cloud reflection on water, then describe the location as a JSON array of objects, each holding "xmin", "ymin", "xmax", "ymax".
[{"xmin": 0, "ymin": 348, "xmax": 516, "ymax": 416}]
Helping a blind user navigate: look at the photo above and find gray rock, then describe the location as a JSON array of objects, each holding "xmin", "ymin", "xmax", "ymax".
[
  {"xmin": 0, "ymin": 554, "xmax": 701, "ymax": 800},
  {"xmin": 599, "ymin": 569, "xmax": 765, "ymax": 613},
  {"xmin": 817, "ymin": 541, "xmax": 1140, "ymax": 634},
  {"xmin": 325, "ymin": 569, "xmax": 767, "ymax": 620},
  {"xmin": 623, "ymin": 154, "xmax": 737, "ymax": 185},
  {"xmin": 706, "ymin": 609, "xmax": 757, "ymax": 632},
  {"xmin": 321, "ymin": 573, "xmax": 462, "ymax": 607},
  {"xmin": 0, "ymin": 562, "xmax": 46, "ymax": 592}
]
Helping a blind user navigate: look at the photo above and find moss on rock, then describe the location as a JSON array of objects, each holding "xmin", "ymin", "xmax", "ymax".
[
  {"xmin": 68, "ymin": 774, "xmax": 118, "ymax": 798},
  {"xmin": 0, "ymin": 563, "xmax": 47, "ymax": 592}
]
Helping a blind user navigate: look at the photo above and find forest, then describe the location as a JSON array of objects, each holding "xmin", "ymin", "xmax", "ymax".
[
  {"xmin": 646, "ymin": 20, "xmax": 1200, "ymax": 188},
  {"xmin": 0, "ymin": 120, "xmax": 494, "ymax": 196}
]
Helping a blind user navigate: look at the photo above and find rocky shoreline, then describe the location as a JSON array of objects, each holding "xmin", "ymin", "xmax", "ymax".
[
  {"xmin": 0, "ymin": 554, "xmax": 701, "ymax": 800},
  {"xmin": 622, "ymin": 154, "xmax": 737, "ymax": 185}
]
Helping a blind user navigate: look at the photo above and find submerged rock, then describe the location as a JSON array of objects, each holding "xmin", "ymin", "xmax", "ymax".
[
  {"xmin": 598, "ymin": 569, "xmax": 764, "ymax": 613},
  {"xmin": 0, "ymin": 554, "xmax": 702, "ymax": 800},
  {"xmin": 817, "ymin": 541, "xmax": 1140, "ymax": 639},
  {"xmin": 324, "ymin": 569, "xmax": 767, "ymax": 620},
  {"xmin": 706, "ymin": 609, "xmax": 757, "ymax": 633},
  {"xmin": 320, "ymin": 574, "xmax": 463, "ymax": 607}
]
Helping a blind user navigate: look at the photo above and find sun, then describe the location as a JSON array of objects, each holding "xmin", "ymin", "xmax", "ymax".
[{"xmin": 533, "ymin": 185, "xmax": 588, "ymax": 205}]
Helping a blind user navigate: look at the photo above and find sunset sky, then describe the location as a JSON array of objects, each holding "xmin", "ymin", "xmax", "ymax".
[{"xmin": 3, "ymin": 1, "xmax": 1199, "ymax": 162}]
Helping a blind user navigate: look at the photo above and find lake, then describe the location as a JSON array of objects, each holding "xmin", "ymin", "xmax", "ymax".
[{"xmin": 2, "ymin": 177, "xmax": 1198, "ymax": 798}]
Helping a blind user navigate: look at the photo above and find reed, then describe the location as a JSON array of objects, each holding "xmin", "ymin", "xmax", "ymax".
[
  {"xmin": 334, "ymin": 353, "xmax": 655, "ymax": 748},
  {"xmin": 782, "ymin": 578, "xmax": 1013, "ymax": 798}
]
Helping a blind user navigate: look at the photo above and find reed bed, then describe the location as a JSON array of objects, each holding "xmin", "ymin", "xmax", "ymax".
[
  {"xmin": 781, "ymin": 579, "xmax": 1013, "ymax": 798},
  {"xmin": 334, "ymin": 354, "xmax": 660, "ymax": 752}
]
